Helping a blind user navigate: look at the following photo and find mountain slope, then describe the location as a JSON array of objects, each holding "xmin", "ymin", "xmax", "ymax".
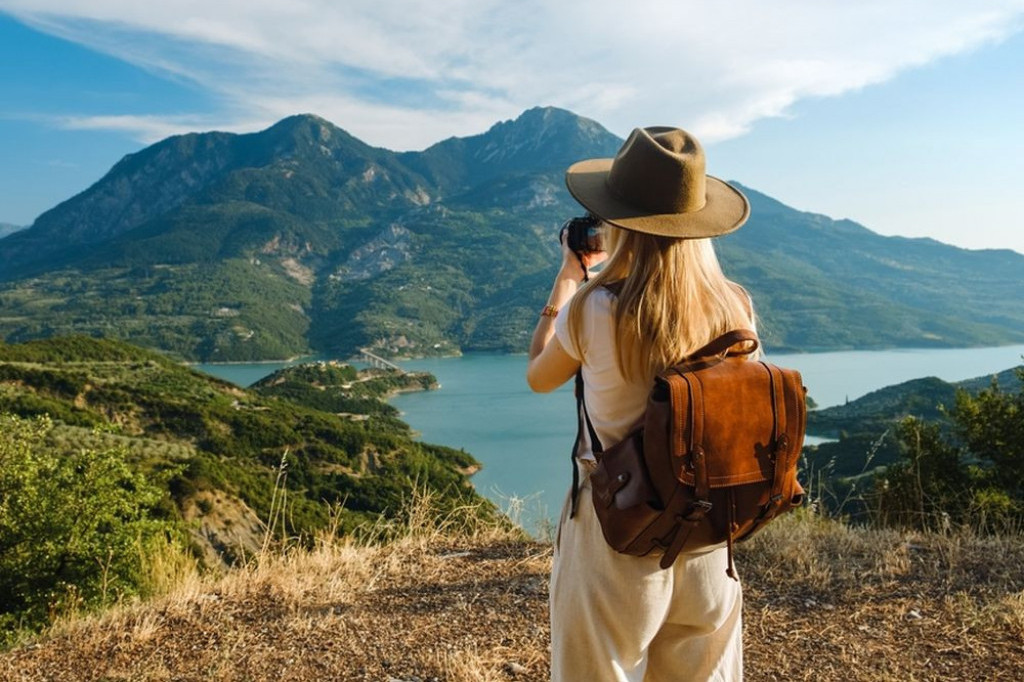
[
  {"xmin": 807, "ymin": 365, "xmax": 1022, "ymax": 436},
  {"xmin": 0, "ymin": 115, "xmax": 432, "ymax": 277},
  {"xmin": 0, "ymin": 336, "xmax": 484, "ymax": 563},
  {"xmin": 720, "ymin": 186, "xmax": 1024, "ymax": 349},
  {"xmin": 802, "ymin": 364, "xmax": 1022, "ymax": 483},
  {"xmin": 0, "ymin": 108, "xmax": 1022, "ymax": 360},
  {"xmin": 401, "ymin": 106, "xmax": 622, "ymax": 192}
]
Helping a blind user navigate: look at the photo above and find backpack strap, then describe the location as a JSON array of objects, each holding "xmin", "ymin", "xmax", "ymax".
[
  {"xmin": 567, "ymin": 283, "xmax": 622, "ymax": 518},
  {"xmin": 659, "ymin": 371, "xmax": 714, "ymax": 570},
  {"xmin": 688, "ymin": 373, "xmax": 711, "ymax": 502},
  {"xmin": 570, "ymin": 370, "xmax": 604, "ymax": 518},
  {"xmin": 690, "ymin": 329, "xmax": 759, "ymax": 360},
  {"xmin": 765, "ymin": 362, "xmax": 790, "ymax": 513}
]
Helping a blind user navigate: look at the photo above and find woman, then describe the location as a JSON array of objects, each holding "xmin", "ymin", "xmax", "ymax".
[{"xmin": 527, "ymin": 127, "xmax": 754, "ymax": 682}]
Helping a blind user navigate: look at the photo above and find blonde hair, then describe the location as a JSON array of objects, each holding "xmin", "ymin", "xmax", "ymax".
[{"xmin": 568, "ymin": 225, "xmax": 756, "ymax": 382}]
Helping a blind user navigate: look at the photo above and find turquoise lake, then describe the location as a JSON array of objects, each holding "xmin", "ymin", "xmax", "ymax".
[{"xmin": 197, "ymin": 344, "xmax": 1024, "ymax": 535}]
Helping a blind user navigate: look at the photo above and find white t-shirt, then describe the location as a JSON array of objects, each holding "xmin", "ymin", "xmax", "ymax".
[{"xmin": 554, "ymin": 287, "xmax": 651, "ymax": 460}]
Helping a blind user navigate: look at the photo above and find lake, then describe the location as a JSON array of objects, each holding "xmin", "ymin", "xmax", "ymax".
[{"xmin": 197, "ymin": 343, "xmax": 1024, "ymax": 535}]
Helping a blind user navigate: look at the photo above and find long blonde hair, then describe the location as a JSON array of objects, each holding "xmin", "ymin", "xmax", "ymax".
[{"xmin": 568, "ymin": 225, "xmax": 756, "ymax": 382}]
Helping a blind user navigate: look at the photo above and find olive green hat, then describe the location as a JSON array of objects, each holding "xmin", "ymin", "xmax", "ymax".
[{"xmin": 565, "ymin": 126, "xmax": 749, "ymax": 238}]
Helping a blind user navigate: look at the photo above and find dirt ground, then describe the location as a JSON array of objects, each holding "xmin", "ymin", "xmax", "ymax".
[{"xmin": 1, "ymin": 515, "xmax": 1021, "ymax": 681}]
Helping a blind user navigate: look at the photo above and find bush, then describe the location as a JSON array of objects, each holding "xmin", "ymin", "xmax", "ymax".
[
  {"xmin": 869, "ymin": 367, "xmax": 1024, "ymax": 531},
  {"xmin": 0, "ymin": 414, "xmax": 187, "ymax": 642}
]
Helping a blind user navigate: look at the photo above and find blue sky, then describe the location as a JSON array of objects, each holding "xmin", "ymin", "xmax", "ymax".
[{"xmin": 1, "ymin": 1, "xmax": 1022, "ymax": 254}]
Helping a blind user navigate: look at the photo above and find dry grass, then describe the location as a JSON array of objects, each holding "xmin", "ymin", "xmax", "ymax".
[
  {"xmin": 1, "ymin": 503, "xmax": 1021, "ymax": 682},
  {"xmin": 739, "ymin": 511, "xmax": 1024, "ymax": 681}
]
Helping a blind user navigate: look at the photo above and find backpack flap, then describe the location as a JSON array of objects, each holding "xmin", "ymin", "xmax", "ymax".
[{"xmin": 664, "ymin": 359, "xmax": 803, "ymax": 490}]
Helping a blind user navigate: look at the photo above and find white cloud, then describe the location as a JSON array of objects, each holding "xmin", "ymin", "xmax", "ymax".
[
  {"xmin": 55, "ymin": 114, "xmax": 243, "ymax": 143},
  {"xmin": 2, "ymin": 0, "xmax": 1023, "ymax": 148}
]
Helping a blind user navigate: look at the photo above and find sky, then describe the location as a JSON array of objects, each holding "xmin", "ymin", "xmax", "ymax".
[{"xmin": 1, "ymin": 1, "xmax": 1022, "ymax": 254}]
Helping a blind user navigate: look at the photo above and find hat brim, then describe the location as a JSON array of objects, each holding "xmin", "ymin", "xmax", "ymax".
[{"xmin": 565, "ymin": 158, "xmax": 750, "ymax": 238}]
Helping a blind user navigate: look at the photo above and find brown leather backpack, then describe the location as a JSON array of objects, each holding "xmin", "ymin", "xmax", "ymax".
[{"xmin": 571, "ymin": 329, "xmax": 806, "ymax": 577}]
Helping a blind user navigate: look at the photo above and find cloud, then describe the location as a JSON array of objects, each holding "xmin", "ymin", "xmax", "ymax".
[
  {"xmin": 2, "ymin": 0, "xmax": 1023, "ymax": 149},
  {"xmin": 54, "ymin": 114, "xmax": 246, "ymax": 143}
]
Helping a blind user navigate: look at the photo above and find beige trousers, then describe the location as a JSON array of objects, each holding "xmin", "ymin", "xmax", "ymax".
[{"xmin": 550, "ymin": 466, "xmax": 744, "ymax": 682}]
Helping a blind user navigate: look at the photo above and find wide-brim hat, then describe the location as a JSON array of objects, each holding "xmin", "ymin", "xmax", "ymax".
[{"xmin": 565, "ymin": 126, "xmax": 749, "ymax": 238}]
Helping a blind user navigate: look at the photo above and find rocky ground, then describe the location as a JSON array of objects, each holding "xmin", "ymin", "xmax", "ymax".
[{"xmin": 1, "ymin": 513, "xmax": 1021, "ymax": 681}]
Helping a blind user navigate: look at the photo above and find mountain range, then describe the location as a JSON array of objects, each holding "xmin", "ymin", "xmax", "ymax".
[
  {"xmin": 1, "ymin": 107, "xmax": 1022, "ymax": 361},
  {"xmin": 0, "ymin": 223, "xmax": 22, "ymax": 239}
]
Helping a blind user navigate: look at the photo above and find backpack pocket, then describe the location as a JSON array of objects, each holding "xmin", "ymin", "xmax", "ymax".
[{"xmin": 589, "ymin": 430, "xmax": 662, "ymax": 553}]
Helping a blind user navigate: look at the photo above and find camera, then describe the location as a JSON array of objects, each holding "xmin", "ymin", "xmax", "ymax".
[{"xmin": 561, "ymin": 214, "xmax": 604, "ymax": 254}]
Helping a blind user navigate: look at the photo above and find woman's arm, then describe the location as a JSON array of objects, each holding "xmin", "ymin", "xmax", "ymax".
[
  {"xmin": 526, "ymin": 266, "xmax": 581, "ymax": 393},
  {"xmin": 526, "ymin": 238, "xmax": 601, "ymax": 393}
]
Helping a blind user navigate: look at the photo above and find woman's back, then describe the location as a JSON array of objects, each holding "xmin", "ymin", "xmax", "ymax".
[{"xmin": 554, "ymin": 286, "xmax": 649, "ymax": 456}]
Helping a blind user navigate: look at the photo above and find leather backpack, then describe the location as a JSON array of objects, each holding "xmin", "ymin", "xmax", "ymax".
[{"xmin": 571, "ymin": 329, "xmax": 807, "ymax": 577}]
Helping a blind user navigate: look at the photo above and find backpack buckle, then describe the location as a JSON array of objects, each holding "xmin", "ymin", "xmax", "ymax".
[{"xmin": 682, "ymin": 499, "xmax": 713, "ymax": 522}]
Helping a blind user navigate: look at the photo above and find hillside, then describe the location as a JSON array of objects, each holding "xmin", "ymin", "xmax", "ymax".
[
  {"xmin": 807, "ymin": 366, "xmax": 1023, "ymax": 437},
  {"xmin": 0, "ymin": 336, "xmax": 485, "ymax": 567},
  {"xmin": 0, "ymin": 224, "xmax": 21, "ymax": 239},
  {"xmin": 1, "ymin": 511, "xmax": 1021, "ymax": 681},
  {"xmin": 803, "ymin": 365, "xmax": 1022, "ymax": 484},
  {"xmin": 1, "ymin": 108, "xmax": 1022, "ymax": 360},
  {"xmin": 718, "ymin": 187, "xmax": 1024, "ymax": 350}
]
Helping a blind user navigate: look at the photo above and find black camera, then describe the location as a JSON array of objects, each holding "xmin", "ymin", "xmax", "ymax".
[{"xmin": 561, "ymin": 214, "xmax": 604, "ymax": 254}]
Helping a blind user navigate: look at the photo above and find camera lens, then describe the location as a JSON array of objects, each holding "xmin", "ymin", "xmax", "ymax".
[{"xmin": 562, "ymin": 214, "xmax": 603, "ymax": 254}]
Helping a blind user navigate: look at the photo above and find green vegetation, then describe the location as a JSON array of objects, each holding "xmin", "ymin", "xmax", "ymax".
[
  {"xmin": 0, "ymin": 259, "xmax": 311, "ymax": 361},
  {"xmin": 251, "ymin": 362, "xmax": 438, "ymax": 434},
  {"xmin": 870, "ymin": 369, "xmax": 1024, "ymax": 529},
  {"xmin": 0, "ymin": 336, "xmax": 488, "ymax": 641},
  {"xmin": 0, "ymin": 336, "xmax": 483, "ymax": 529},
  {"xmin": 309, "ymin": 205, "xmax": 558, "ymax": 356},
  {"xmin": 803, "ymin": 366, "xmax": 1024, "ymax": 530},
  {"xmin": 0, "ymin": 414, "xmax": 187, "ymax": 642},
  {"xmin": 806, "ymin": 376, "xmax": 956, "ymax": 437}
]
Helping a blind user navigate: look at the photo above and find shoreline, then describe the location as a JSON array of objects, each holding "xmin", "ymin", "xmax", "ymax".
[
  {"xmin": 185, "ymin": 339, "xmax": 1024, "ymax": 366},
  {"xmin": 380, "ymin": 378, "xmax": 440, "ymax": 400}
]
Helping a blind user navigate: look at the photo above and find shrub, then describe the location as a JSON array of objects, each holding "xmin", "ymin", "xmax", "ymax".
[
  {"xmin": 869, "ymin": 367, "xmax": 1023, "ymax": 531},
  {"xmin": 0, "ymin": 414, "xmax": 187, "ymax": 642}
]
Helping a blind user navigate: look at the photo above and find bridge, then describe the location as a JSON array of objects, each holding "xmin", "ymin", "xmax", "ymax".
[{"xmin": 355, "ymin": 348, "xmax": 403, "ymax": 372}]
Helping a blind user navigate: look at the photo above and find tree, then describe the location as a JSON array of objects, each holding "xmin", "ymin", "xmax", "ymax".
[
  {"xmin": 0, "ymin": 414, "xmax": 185, "ymax": 640},
  {"xmin": 870, "ymin": 367, "xmax": 1023, "ymax": 530},
  {"xmin": 949, "ymin": 367, "xmax": 1024, "ymax": 501}
]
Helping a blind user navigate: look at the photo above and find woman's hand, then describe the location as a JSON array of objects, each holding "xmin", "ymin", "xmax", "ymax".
[
  {"xmin": 527, "ymin": 228, "xmax": 607, "ymax": 392},
  {"xmin": 559, "ymin": 231, "xmax": 608, "ymax": 282}
]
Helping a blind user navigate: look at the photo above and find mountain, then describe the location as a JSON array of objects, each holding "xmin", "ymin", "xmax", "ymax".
[
  {"xmin": 807, "ymin": 366, "xmax": 1023, "ymax": 436},
  {"xmin": 400, "ymin": 106, "xmax": 623, "ymax": 192},
  {"xmin": 0, "ymin": 223, "xmax": 22, "ymax": 239},
  {"xmin": 719, "ymin": 188, "xmax": 1024, "ymax": 350},
  {"xmin": 0, "ymin": 107, "xmax": 1022, "ymax": 360},
  {"xmin": 0, "ymin": 115, "xmax": 432, "ymax": 273}
]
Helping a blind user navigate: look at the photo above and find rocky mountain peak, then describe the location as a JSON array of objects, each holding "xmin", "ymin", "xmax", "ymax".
[
  {"xmin": 471, "ymin": 106, "xmax": 621, "ymax": 165},
  {"xmin": 256, "ymin": 113, "xmax": 370, "ymax": 156},
  {"xmin": 403, "ymin": 106, "xmax": 622, "ymax": 193}
]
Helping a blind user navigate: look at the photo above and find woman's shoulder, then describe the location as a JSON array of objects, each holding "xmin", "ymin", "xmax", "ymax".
[
  {"xmin": 586, "ymin": 283, "xmax": 617, "ymax": 316},
  {"xmin": 558, "ymin": 284, "xmax": 616, "ymax": 349},
  {"xmin": 727, "ymin": 281, "xmax": 755, "ymax": 322}
]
